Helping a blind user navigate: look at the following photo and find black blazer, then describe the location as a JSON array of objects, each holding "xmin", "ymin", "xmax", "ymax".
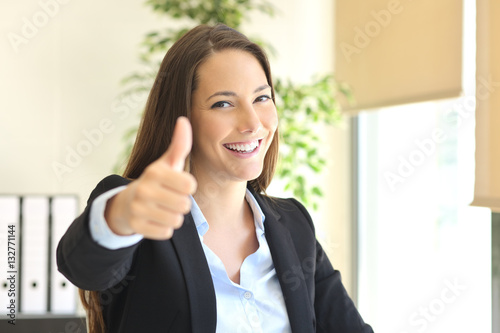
[{"xmin": 57, "ymin": 175, "xmax": 373, "ymax": 333}]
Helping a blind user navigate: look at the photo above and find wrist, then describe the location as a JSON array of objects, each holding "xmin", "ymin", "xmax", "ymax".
[{"xmin": 104, "ymin": 193, "xmax": 134, "ymax": 236}]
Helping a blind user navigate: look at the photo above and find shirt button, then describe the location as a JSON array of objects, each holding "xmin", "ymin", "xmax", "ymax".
[{"xmin": 244, "ymin": 291, "xmax": 252, "ymax": 299}]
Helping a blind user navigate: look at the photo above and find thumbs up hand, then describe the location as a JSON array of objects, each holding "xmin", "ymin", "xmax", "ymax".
[
  {"xmin": 162, "ymin": 116, "xmax": 194, "ymax": 172},
  {"xmin": 105, "ymin": 117, "xmax": 197, "ymax": 240}
]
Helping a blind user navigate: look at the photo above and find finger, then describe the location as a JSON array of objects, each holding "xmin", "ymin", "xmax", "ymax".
[
  {"xmin": 136, "ymin": 221, "xmax": 175, "ymax": 240},
  {"xmin": 130, "ymin": 191, "xmax": 186, "ymax": 223},
  {"xmin": 156, "ymin": 168, "xmax": 197, "ymax": 195},
  {"xmin": 150, "ymin": 186, "xmax": 192, "ymax": 214},
  {"xmin": 142, "ymin": 162, "xmax": 197, "ymax": 195},
  {"xmin": 129, "ymin": 215, "xmax": 183, "ymax": 239},
  {"xmin": 131, "ymin": 191, "xmax": 187, "ymax": 220},
  {"xmin": 162, "ymin": 116, "xmax": 192, "ymax": 172},
  {"xmin": 142, "ymin": 206, "xmax": 185, "ymax": 229}
]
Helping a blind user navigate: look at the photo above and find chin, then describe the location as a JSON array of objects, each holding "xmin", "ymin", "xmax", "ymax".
[{"xmin": 235, "ymin": 167, "xmax": 264, "ymax": 183}]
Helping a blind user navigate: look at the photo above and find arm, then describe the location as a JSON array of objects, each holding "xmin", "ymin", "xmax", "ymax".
[
  {"xmin": 313, "ymin": 241, "xmax": 373, "ymax": 333},
  {"xmin": 89, "ymin": 185, "xmax": 143, "ymax": 249},
  {"xmin": 57, "ymin": 117, "xmax": 196, "ymax": 291},
  {"xmin": 56, "ymin": 175, "xmax": 140, "ymax": 291},
  {"xmin": 290, "ymin": 199, "xmax": 374, "ymax": 333}
]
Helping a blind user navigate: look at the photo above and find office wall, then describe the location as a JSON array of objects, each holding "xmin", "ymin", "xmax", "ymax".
[{"xmin": 0, "ymin": 0, "xmax": 353, "ymax": 300}]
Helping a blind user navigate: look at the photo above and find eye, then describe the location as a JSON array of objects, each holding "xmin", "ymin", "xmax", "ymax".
[
  {"xmin": 254, "ymin": 95, "xmax": 271, "ymax": 103},
  {"xmin": 211, "ymin": 101, "xmax": 232, "ymax": 109}
]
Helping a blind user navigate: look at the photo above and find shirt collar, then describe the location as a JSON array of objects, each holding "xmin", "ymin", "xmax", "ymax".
[{"xmin": 189, "ymin": 189, "xmax": 266, "ymax": 238}]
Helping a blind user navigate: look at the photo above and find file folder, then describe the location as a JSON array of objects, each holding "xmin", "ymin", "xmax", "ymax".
[
  {"xmin": 20, "ymin": 196, "xmax": 49, "ymax": 314},
  {"xmin": 0, "ymin": 196, "xmax": 20, "ymax": 310},
  {"xmin": 50, "ymin": 195, "xmax": 77, "ymax": 313}
]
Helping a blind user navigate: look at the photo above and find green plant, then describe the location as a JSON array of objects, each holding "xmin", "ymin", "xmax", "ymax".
[{"xmin": 115, "ymin": 0, "xmax": 351, "ymax": 210}]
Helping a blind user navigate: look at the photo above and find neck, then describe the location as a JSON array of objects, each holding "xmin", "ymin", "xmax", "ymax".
[{"xmin": 193, "ymin": 177, "xmax": 249, "ymax": 229}]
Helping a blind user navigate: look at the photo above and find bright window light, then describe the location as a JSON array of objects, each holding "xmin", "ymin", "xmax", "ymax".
[{"xmin": 357, "ymin": 98, "xmax": 491, "ymax": 332}]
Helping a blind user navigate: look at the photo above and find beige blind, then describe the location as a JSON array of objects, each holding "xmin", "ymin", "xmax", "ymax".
[
  {"xmin": 335, "ymin": 0, "xmax": 463, "ymax": 112},
  {"xmin": 473, "ymin": 0, "xmax": 500, "ymax": 212}
]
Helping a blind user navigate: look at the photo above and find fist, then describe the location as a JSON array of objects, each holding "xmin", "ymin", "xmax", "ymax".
[{"xmin": 105, "ymin": 117, "xmax": 197, "ymax": 240}]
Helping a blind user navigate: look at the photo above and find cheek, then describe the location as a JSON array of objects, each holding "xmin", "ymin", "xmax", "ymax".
[
  {"xmin": 190, "ymin": 119, "xmax": 210, "ymax": 158},
  {"xmin": 191, "ymin": 118, "xmax": 223, "ymax": 154},
  {"xmin": 263, "ymin": 106, "xmax": 279, "ymax": 134}
]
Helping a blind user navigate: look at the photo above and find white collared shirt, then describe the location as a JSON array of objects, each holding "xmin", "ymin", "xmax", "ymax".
[{"xmin": 90, "ymin": 187, "xmax": 291, "ymax": 332}]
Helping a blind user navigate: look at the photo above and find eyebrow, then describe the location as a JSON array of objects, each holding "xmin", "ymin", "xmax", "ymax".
[{"xmin": 205, "ymin": 84, "xmax": 271, "ymax": 102}]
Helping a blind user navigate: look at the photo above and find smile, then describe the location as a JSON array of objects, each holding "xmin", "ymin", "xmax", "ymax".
[{"xmin": 223, "ymin": 139, "xmax": 261, "ymax": 154}]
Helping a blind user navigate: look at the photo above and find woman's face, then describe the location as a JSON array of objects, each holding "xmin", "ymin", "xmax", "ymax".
[{"xmin": 190, "ymin": 49, "xmax": 278, "ymax": 186}]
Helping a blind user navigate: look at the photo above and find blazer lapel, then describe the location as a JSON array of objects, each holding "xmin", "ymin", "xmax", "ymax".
[
  {"xmin": 254, "ymin": 193, "xmax": 316, "ymax": 333},
  {"xmin": 171, "ymin": 213, "xmax": 217, "ymax": 333}
]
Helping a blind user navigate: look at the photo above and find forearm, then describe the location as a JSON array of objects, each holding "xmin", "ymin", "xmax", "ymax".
[
  {"xmin": 56, "ymin": 204, "xmax": 140, "ymax": 291},
  {"xmin": 56, "ymin": 175, "xmax": 140, "ymax": 290}
]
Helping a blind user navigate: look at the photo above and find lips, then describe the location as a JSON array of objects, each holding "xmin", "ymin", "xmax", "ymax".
[{"xmin": 223, "ymin": 139, "xmax": 261, "ymax": 154}]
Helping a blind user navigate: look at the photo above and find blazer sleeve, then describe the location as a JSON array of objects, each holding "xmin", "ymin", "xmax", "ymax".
[
  {"xmin": 56, "ymin": 174, "xmax": 140, "ymax": 291},
  {"xmin": 290, "ymin": 198, "xmax": 374, "ymax": 333}
]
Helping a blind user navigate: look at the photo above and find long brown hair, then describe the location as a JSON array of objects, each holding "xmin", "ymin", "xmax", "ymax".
[
  {"xmin": 80, "ymin": 24, "xmax": 279, "ymax": 332},
  {"xmin": 124, "ymin": 23, "xmax": 279, "ymax": 190}
]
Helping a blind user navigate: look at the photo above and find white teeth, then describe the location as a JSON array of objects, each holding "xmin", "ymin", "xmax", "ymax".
[{"xmin": 225, "ymin": 140, "xmax": 259, "ymax": 153}]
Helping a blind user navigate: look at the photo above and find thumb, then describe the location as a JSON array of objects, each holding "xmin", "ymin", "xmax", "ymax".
[{"xmin": 162, "ymin": 116, "xmax": 192, "ymax": 171}]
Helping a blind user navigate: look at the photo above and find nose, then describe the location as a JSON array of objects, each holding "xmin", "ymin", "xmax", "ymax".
[{"xmin": 237, "ymin": 102, "xmax": 262, "ymax": 134}]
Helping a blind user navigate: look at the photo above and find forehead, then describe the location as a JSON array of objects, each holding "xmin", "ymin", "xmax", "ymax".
[{"xmin": 195, "ymin": 49, "xmax": 268, "ymax": 91}]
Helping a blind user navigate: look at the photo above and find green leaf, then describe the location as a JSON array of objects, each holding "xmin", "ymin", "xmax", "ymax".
[{"xmin": 312, "ymin": 186, "xmax": 323, "ymax": 196}]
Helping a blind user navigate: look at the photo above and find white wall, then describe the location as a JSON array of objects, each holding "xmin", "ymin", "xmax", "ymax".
[
  {"xmin": 0, "ymin": 0, "xmax": 165, "ymax": 199},
  {"xmin": 0, "ymin": 0, "xmax": 354, "ymax": 300}
]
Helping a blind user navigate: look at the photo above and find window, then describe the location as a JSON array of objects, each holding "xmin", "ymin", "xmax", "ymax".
[{"xmin": 356, "ymin": 99, "xmax": 491, "ymax": 332}]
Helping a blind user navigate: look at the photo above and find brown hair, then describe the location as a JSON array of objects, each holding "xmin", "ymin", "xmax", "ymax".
[
  {"xmin": 124, "ymin": 23, "xmax": 278, "ymax": 192},
  {"xmin": 80, "ymin": 24, "xmax": 279, "ymax": 332}
]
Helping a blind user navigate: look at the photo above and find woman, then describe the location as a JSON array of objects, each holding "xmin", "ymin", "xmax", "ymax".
[{"xmin": 57, "ymin": 24, "xmax": 373, "ymax": 333}]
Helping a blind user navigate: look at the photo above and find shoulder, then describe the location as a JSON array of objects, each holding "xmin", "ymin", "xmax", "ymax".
[
  {"xmin": 260, "ymin": 195, "xmax": 312, "ymax": 218},
  {"xmin": 255, "ymin": 193, "xmax": 316, "ymax": 233}
]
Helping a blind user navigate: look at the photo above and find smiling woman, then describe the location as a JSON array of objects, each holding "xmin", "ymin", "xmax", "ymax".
[
  {"xmin": 190, "ymin": 49, "xmax": 278, "ymax": 197},
  {"xmin": 56, "ymin": 24, "xmax": 373, "ymax": 333}
]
